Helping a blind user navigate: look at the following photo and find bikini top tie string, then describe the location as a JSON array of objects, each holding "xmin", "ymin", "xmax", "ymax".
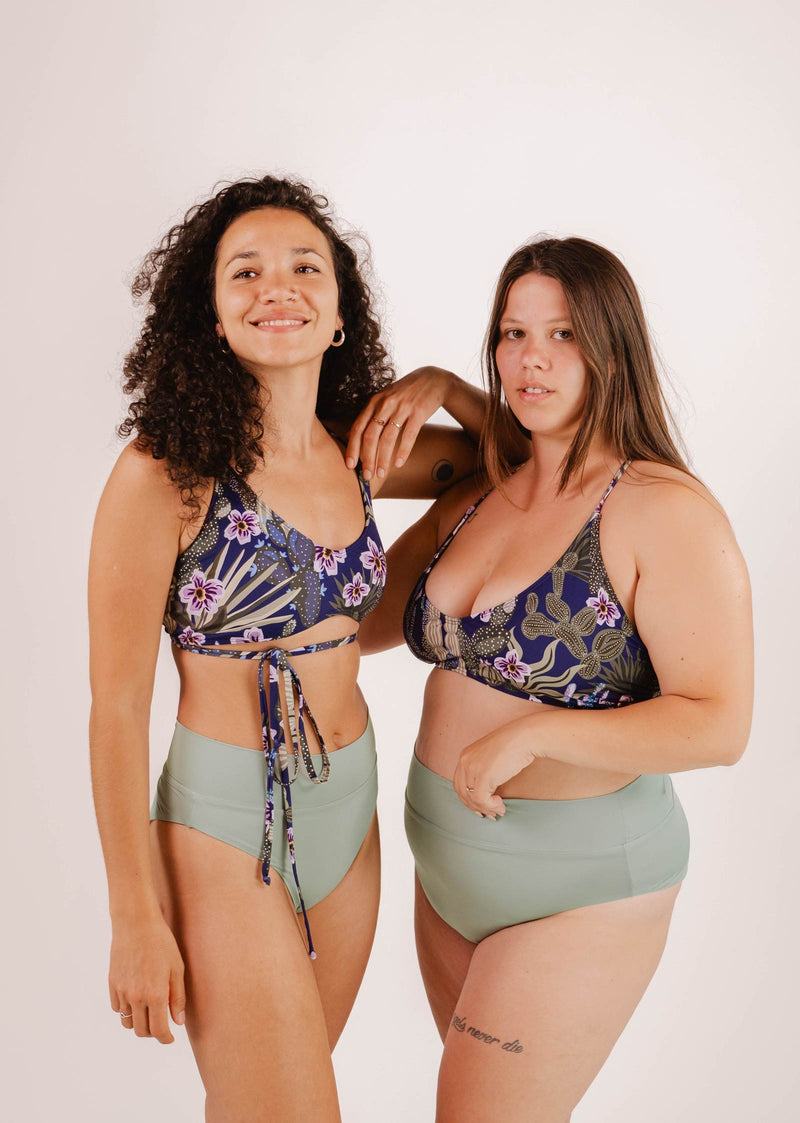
[{"xmin": 257, "ymin": 636, "xmax": 356, "ymax": 960}]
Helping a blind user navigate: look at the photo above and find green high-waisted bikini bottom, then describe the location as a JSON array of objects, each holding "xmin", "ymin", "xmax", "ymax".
[
  {"xmin": 405, "ymin": 754, "xmax": 689, "ymax": 943},
  {"xmin": 151, "ymin": 719, "xmax": 377, "ymax": 911}
]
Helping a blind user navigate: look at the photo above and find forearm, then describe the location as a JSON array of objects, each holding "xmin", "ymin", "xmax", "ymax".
[
  {"xmin": 89, "ymin": 701, "xmax": 162, "ymax": 920},
  {"xmin": 438, "ymin": 369, "xmax": 488, "ymax": 446},
  {"xmin": 509, "ymin": 693, "xmax": 749, "ymax": 776}
]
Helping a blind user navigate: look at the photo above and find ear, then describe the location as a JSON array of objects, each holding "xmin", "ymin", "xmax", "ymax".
[{"xmin": 215, "ymin": 323, "xmax": 224, "ymax": 338}]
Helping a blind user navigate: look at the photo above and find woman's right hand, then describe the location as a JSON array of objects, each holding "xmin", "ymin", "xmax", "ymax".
[
  {"xmin": 109, "ymin": 911, "xmax": 186, "ymax": 1044},
  {"xmin": 346, "ymin": 365, "xmax": 458, "ymax": 479}
]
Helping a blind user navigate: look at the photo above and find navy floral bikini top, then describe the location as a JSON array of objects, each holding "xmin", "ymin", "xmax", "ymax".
[
  {"xmin": 404, "ymin": 462, "xmax": 659, "ymax": 709},
  {"xmin": 163, "ymin": 467, "xmax": 386, "ymax": 956}
]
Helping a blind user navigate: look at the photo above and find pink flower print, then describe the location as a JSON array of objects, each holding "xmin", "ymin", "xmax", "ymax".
[
  {"xmin": 360, "ymin": 537, "xmax": 387, "ymax": 586},
  {"xmin": 473, "ymin": 608, "xmax": 493, "ymax": 622},
  {"xmin": 493, "ymin": 650, "xmax": 531, "ymax": 683},
  {"xmin": 179, "ymin": 570, "xmax": 225, "ymax": 615},
  {"xmin": 343, "ymin": 573, "xmax": 369, "ymax": 606},
  {"xmin": 563, "ymin": 683, "xmax": 577, "ymax": 703},
  {"xmin": 231, "ymin": 627, "xmax": 266, "ymax": 644},
  {"xmin": 224, "ymin": 509, "xmax": 261, "ymax": 545},
  {"xmin": 586, "ymin": 587, "xmax": 620, "ymax": 627},
  {"xmin": 178, "ymin": 626, "xmax": 206, "ymax": 646},
  {"xmin": 314, "ymin": 545, "xmax": 347, "ymax": 576}
]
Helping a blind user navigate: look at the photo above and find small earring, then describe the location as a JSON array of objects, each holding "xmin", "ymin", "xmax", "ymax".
[
  {"xmin": 331, "ymin": 327, "xmax": 346, "ymax": 347},
  {"xmin": 217, "ymin": 333, "xmax": 231, "ymax": 354}
]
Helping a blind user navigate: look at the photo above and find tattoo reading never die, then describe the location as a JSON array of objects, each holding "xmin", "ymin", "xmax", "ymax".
[{"xmin": 451, "ymin": 1014, "xmax": 524, "ymax": 1053}]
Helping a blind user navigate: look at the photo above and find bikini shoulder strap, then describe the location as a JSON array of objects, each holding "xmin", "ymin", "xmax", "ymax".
[{"xmin": 596, "ymin": 460, "xmax": 631, "ymax": 514}]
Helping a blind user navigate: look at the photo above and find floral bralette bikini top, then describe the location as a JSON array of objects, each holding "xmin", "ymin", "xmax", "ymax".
[
  {"xmin": 404, "ymin": 462, "xmax": 659, "ymax": 709},
  {"xmin": 163, "ymin": 466, "xmax": 386, "ymax": 957}
]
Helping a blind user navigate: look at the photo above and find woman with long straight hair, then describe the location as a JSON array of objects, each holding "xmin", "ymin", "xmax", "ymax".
[{"xmin": 361, "ymin": 236, "xmax": 753, "ymax": 1121}]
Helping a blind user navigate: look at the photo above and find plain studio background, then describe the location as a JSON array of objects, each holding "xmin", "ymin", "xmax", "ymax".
[{"xmin": 2, "ymin": 1, "xmax": 797, "ymax": 1119}]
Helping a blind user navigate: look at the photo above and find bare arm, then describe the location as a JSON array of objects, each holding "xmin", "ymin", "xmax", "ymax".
[
  {"xmin": 88, "ymin": 444, "xmax": 188, "ymax": 1043},
  {"xmin": 454, "ymin": 478, "xmax": 754, "ymax": 816},
  {"xmin": 358, "ymin": 476, "xmax": 484, "ymax": 654}
]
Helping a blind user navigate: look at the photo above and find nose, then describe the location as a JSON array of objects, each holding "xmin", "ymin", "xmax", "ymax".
[
  {"xmin": 254, "ymin": 270, "xmax": 298, "ymax": 304},
  {"xmin": 520, "ymin": 337, "xmax": 549, "ymax": 371}
]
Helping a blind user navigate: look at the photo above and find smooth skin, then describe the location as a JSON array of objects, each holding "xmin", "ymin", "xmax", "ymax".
[
  {"xmin": 89, "ymin": 205, "xmax": 486, "ymax": 1122},
  {"xmin": 360, "ymin": 272, "xmax": 753, "ymax": 1121}
]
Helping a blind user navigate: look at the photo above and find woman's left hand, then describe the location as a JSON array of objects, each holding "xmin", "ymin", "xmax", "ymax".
[
  {"xmin": 346, "ymin": 366, "xmax": 456, "ymax": 479},
  {"xmin": 452, "ymin": 721, "xmax": 536, "ymax": 819}
]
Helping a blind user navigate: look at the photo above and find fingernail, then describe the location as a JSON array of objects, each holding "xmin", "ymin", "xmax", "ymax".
[
  {"xmin": 377, "ymin": 467, "xmax": 386, "ymax": 478},
  {"xmin": 345, "ymin": 457, "xmax": 355, "ymax": 469},
  {"xmin": 363, "ymin": 469, "xmax": 372, "ymax": 480},
  {"xmin": 176, "ymin": 1011, "xmax": 185, "ymax": 1025},
  {"xmin": 395, "ymin": 457, "xmax": 405, "ymax": 467}
]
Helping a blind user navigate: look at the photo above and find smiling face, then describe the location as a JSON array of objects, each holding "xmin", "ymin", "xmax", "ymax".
[
  {"xmin": 213, "ymin": 206, "xmax": 341, "ymax": 378},
  {"xmin": 495, "ymin": 272, "xmax": 589, "ymax": 441}
]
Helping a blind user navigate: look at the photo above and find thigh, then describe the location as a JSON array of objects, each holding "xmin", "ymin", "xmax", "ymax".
[
  {"xmin": 307, "ymin": 811, "xmax": 381, "ymax": 1048},
  {"xmin": 415, "ymin": 875, "xmax": 477, "ymax": 1041},
  {"xmin": 437, "ymin": 884, "xmax": 682, "ymax": 1123},
  {"xmin": 151, "ymin": 821, "xmax": 341, "ymax": 1123}
]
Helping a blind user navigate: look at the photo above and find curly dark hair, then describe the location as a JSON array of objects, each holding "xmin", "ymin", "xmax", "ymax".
[{"xmin": 119, "ymin": 175, "xmax": 394, "ymax": 506}]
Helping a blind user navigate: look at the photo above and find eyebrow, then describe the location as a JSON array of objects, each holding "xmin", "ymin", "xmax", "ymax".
[
  {"xmin": 500, "ymin": 316, "xmax": 573, "ymax": 325},
  {"xmin": 223, "ymin": 246, "xmax": 327, "ymax": 269}
]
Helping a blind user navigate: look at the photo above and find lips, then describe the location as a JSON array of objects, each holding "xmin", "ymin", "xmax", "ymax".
[
  {"xmin": 518, "ymin": 382, "xmax": 553, "ymax": 399},
  {"xmin": 250, "ymin": 316, "xmax": 309, "ymax": 328}
]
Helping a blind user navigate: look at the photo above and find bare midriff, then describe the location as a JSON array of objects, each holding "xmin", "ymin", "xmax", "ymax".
[
  {"xmin": 173, "ymin": 616, "xmax": 368, "ymax": 755},
  {"xmin": 414, "ymin": 667, "xmax": 639, "ymax": 800}
]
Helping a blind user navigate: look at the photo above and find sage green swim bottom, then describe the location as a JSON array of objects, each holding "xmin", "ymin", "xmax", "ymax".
[
  {"xmin": 405, "ymin": 754, "xmax": 689, "ymax": 943},
  {"xmin": 151, "ymin": 719, "xmax": 377, "ymax": 911}
]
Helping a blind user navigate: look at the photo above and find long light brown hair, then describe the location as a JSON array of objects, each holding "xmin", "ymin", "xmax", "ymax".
[{"xmin": 480, "ymin": 237, "xmax": 689, "ymax": 491}]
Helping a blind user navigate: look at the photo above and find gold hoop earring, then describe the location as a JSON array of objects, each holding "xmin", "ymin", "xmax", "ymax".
[{"xmin": 331, "ymin": 327, "xmax": 346, "ymax": 347}]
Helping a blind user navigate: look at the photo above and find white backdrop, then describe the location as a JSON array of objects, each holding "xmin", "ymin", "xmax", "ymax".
[{"xmin": 2, "ymin": 1, "xmax": 798, "ymax": 1119}]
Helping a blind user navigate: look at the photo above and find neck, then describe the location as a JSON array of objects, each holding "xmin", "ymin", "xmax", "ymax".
[
  {"xmin": 248, "ymin": 359, "xmax": 325, "ymax": 460},
  {"xmin": 523, "ymin": 435, "xmax": 619, "ymax": 501}
]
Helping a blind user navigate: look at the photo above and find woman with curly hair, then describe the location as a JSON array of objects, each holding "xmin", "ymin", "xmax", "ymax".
[
  {"xmin": 361, "ymin": 237, "xmax": 753, "ymax": 1121},
  {"xmin": 88, "ymin": 175, "xmax": 482, "ymax": 1120}
]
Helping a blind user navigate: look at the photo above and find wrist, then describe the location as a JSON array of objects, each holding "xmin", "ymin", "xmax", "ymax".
[
  {"xmin": 510, "ymin": 716, "xmax": 542, "ymax": 767},
  {"xmin": 438, "ymin": 367, "xmax": 460, "ymax": 405},
  {"xmin": 109, "ymin": 886, "xmax": 163, "ymax": 926}
]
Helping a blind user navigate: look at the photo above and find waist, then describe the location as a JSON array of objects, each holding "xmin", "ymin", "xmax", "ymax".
[
  {"xmin": 165, "ymin": 718, "xmax": 377, "ymax": 805},
  {"xmin": 407, "ymin": 753, "xmax": 677, "ymax": 850},
  {"xmin": 414, "ymin": 668, "xmax": 638, "ymax": 800},
  {"xmin": 174, "ymin": 642, "xmax": 367, "ymax": 752}
]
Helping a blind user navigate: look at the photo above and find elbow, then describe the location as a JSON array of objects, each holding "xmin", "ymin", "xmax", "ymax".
[
  {"xmin": 719, "ymin": 726, "xmax": 750, "ymax": 767},
  {"xmin": 711, "ymin": 709, "xmax": 752, "ymax": 768}
]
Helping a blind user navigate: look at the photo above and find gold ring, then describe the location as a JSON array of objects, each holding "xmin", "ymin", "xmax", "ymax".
[
  {"xmin": 371, "ymin": 418, "xmax": 387, "ymax": 427},
  {"xmin": 389, "ymin": 420, "xmax": 403, "ymax": 429},
  {"xmin": 465, "ymin": 786, "xmax": 474, "ymax": 792}
]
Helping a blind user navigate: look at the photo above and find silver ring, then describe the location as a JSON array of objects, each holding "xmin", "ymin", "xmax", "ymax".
[
  {"xmin": 389, "ymin": 420, "xmax": 403, "ymax": 429},
  {"xmin": 120, "ymin": 1011, "xmax": 133, "ymax": 1021},
  {"xmin": 371, "ymin": 417, "xmax": 387, "ymax": 427}
]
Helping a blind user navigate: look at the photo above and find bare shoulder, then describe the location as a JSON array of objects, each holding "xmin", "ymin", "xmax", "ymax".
[
  {"xmin": 102, "ymin": 443, "xmax": 212, "ymax": 529},
  {"xmin": 106, "ymin": 442, "xmax": 179, "ymax": 503},
  {"xmin": 615, "ymin": 460, "xmax": 747, "ymax": 580},
  {"xmin": 431, "ymin": 473, "xmax": 488, "ymax": 542},
  {"xmin": 618, "ymin": 460, "xmax": 729, "ymax": 530}
]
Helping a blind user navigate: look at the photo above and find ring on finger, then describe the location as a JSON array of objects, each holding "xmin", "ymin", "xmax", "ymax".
[
  {"xmin": 389, "ymin": 419, "xmax": 403, "ymax": 429},
  {"xmin": 371, "ymin": 417, "xmax": 387, "ymax": 427},
  {"xmin": 120, "ymin": 1011, "xmax": 133, "ymax": 1021},
  {"xmin": 465, "ymin": 786, "xmax": 475, "ymax": 792}
]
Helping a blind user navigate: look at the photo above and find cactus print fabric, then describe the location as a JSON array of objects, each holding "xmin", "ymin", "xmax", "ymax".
[{"xmin": 404, "ymin": 463, "xmax": 659, "ymax": 709}]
